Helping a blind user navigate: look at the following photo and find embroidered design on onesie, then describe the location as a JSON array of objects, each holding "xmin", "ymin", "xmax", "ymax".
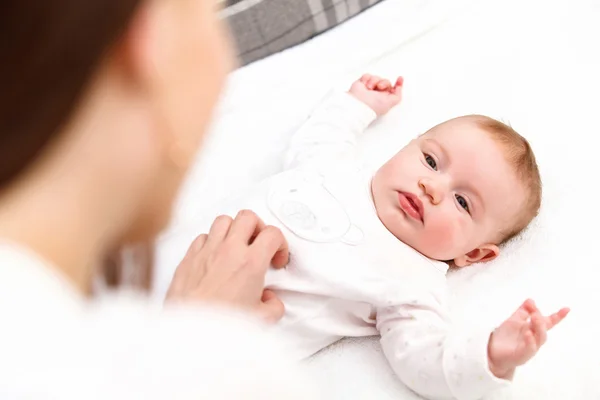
[{"xmin": 267, "ymin": 171, "xmax": 363, "ymax": 245}]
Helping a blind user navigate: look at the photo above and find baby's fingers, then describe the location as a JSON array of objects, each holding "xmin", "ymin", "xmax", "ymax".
[
  {"xmin": 367, "ymin": 75, "xmax": 383, "ymax": 90},
  {"xmin": 523, "ymin": 329, "xmax": 537, "ymax": 350},
  {"xmin": 531, "ymin": 313, "xmax": 547, "ymax": 347},
  {"xmin": 394, "ymin": 76, "xmax": 404, "ymax": 89},
  {"xmin": 376, "ymin": 79, "xmax": 392, "ymax": 91},
  {"xmin": 390, "ymin": 77, "xmax": 404, "ymax": 95},
  {"xmin": 546, "ymin": 307, "xmax": 570, "ymax": 330},
  {"xmin": 510, "ymin": 299, "xmax": 536, "ymax": 322},
  {"xmin": 360, "ymin": 74, "xmax": 372, "ymax": 85}
]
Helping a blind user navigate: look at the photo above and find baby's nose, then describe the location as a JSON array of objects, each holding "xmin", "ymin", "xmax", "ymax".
[{"xmin": 419, "ymin": 178, "xmax": 444, "ymax": 205}]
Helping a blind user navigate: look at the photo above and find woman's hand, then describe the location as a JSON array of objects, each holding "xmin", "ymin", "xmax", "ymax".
[{"xmin": 166, "ymin": 210, "xmax": 289, "ymax": 323}]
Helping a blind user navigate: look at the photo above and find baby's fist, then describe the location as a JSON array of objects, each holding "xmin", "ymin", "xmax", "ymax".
[{"xmin": 348, "ymin": 74, "xmax": 403, "ymax": 117}]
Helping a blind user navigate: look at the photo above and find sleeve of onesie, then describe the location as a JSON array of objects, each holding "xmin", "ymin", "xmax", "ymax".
[
  {"xmin": 376, "ymin": 290, "xmax": 511, "ymax": 400},
  {"xmin": 284, "ymin": 91, "xmax": 377, "ymax": 170}
]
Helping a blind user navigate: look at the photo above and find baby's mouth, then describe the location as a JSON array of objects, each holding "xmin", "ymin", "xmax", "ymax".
[{"xmin": 397, "ymin": 191, "xmax": 424, "ymax": 222}]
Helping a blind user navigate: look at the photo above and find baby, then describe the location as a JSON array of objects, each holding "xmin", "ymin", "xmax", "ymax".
[{"xmin": 190, "ymin": 74, "xmax": 569, "ymax": 400}]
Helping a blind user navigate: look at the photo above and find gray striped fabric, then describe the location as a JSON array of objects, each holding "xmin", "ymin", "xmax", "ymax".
[{"xmin": 220, "ymin": 0, "xmax": 385, "ymax": 66}]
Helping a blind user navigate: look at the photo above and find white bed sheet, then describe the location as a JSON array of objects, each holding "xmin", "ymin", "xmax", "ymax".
[{"xmin": 153, "ymin": 0, "xmax": 600, "ymax": 398}]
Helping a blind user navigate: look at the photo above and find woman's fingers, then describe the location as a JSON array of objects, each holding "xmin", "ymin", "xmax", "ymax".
[
  {"xmin": 259, "ymin": 289, "xmax": 285, "ymax": 323},
  {"xmin": 204, "ymin": 215, "xmax": 233, "ymax": 250},
  {"xmin": 166, "ymin": 211, "xmax": 289, "ymax": 323},
  {"xmin": 251, "ymin": 225, "xmax": 289, "ymax": 269},
  {"xmin": 166, "ymin": 234, "xmax": 208, "ymax": 298},
  {"xmin": 227, "ymin": 210, "xmax": 266, "ymax": 244},
  {"xmin": 175, "ymin": 233, "xmax": 208, "ymax": 275},
  {"xmin": 189, "ymin": 233, "xmax": 208, "ymax": 253},
  {"xmin": 227, "ymin": 209, "xmax": 289, "ymax": 268},
  {"xmin": 271, "ymin": 248, "xmax": 289, "ymax": 269}
]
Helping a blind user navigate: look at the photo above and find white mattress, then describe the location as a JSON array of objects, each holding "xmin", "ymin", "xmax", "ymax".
[{"xmin": 153, "ymin": 0, "xmax": 600, "ymax": 398}]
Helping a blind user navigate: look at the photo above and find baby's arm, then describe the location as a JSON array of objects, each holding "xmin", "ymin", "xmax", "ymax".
[
  {"xmin": 283, "ymin": 91, "xmax": 376, "ymax": 169},
  {"xmin": 284, "ymin": 74, "xmax": 402, "ymax": 170},
  {"xmin": 378, "ymin": 293, "xmax": 569, "ymax": 400},
  {"xmin": 377, "ymin": 292, "xmax": 508, "ymax": 400}
]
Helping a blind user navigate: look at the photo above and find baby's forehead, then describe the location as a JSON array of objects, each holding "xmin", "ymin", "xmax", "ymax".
[
  {"xmin": 425, "ymin": 116, "xmax": 489, "ymax": 138},
  {"xmin": 424, "ymin": 118, "xmax": 512, "ymax": 160}
]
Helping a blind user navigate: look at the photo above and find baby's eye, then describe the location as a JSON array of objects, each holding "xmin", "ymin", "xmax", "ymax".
[
  {"xmin": 424, "ymin": 154, "xmax": 437, "ymax": 170},
  {"xmin": 456, "ymin": 195, "xmax": 469, "ymax": 212}
]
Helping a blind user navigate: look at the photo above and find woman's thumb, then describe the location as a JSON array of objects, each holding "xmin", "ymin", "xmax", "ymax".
[{"xmin": 259, "ymin": 289, "xmax": 285, "ymax": 323}]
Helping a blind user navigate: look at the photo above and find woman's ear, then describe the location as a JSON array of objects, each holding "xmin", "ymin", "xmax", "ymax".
[
  {"xmin": 453, "ymin": 244, "xmax": 499, "ymax": 268},
  {"xmin": 114, "ymin": 0, "xmax": 178, "ymax": 89},
  {"xmin": 115, "ymin": 2, "xmax": 159, "ymax": 85}
]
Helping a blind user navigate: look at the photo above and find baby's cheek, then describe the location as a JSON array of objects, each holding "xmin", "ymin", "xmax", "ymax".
[{"xmin": 424, "ymin": 215, "xmax": 463, "ymax": 259}]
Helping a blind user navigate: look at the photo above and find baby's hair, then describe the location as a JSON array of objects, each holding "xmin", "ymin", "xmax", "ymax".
[{"xmin": 469, "ymin": 115, "xmax": 542, "ymax": 244}]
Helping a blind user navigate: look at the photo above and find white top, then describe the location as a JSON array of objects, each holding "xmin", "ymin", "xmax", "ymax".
[
  {"xmin": 199, "ymin": 91, "xmax": 510, "ymax": 400},
  {"xmin": 0, "ymin": 243, "xmax": 316, "ymax": 399}
]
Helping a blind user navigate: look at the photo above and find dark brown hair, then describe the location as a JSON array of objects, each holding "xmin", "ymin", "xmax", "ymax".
[
  {"xmin": 0, "ymin": 0, "xmax": 141, "ymax": 188},
  {"xmin": 1, "ymin": 0, "xmax": 145, "ymax": 289}
]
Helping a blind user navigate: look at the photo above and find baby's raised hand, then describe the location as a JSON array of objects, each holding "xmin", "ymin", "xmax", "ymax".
[
  {"xmin": 487, "ymin": 299, "xmax": 569, "ymax": 379},
  {"xmin": 348, "ymin": 74, "xmax": 403, "ymax": 116}
]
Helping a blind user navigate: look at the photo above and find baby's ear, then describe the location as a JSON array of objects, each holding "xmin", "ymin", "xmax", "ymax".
[{"xmin": 453, "ymin": 244, "xmax": 499, "ymax": 268}]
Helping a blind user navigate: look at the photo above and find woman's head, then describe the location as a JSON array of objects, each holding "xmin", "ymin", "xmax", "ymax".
[{"xmin": 0, "ymin": 0, "xmax": 232, "ymax": 245}]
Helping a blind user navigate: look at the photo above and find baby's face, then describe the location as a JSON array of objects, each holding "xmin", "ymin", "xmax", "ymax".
[{"xmin": 371, "ymin": 117, "xmax": 526, "ymax": 264}]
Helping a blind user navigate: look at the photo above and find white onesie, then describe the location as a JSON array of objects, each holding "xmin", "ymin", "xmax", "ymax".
[{"xmin": 201, "ymin": 92, "xmax": 509, "ymax": 400}]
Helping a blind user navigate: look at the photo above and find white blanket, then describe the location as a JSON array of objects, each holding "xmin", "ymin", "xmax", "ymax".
[{"xmin": 153, "ymin": 0, "xmax": 600, "ymax": 398}]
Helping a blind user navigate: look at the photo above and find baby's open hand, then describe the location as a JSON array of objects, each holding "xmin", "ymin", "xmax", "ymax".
[
  {"xmin": 487, "ymin": 299, "xmax": 569, "ymax": 379},
  {"xmin": 348, "ymin": 74, "xmax": 403, "ymax": 116}
]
